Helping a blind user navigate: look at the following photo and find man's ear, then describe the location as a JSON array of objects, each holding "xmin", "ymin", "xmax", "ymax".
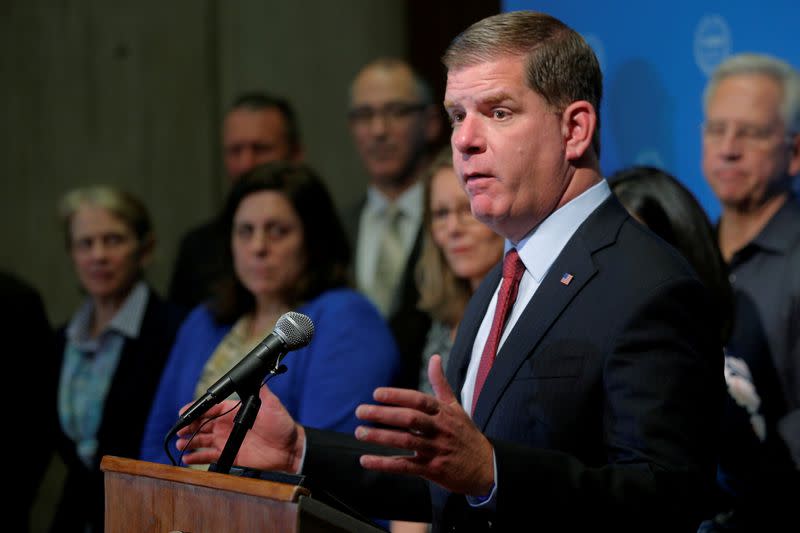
[{"xmin": 561, "ymin": 100, "xmax": 597, "ymax": 161}]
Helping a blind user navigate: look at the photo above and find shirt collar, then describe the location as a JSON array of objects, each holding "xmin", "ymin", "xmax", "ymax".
[
  {"xmin": 749, "ymin": 193, "xmax": 800, "ymax": 254},
  {"xmin": 509, "ymin": 180, "xmax": 612, "ymax": 282},
  {"xmin": 365, "ymin": 180, "xmax": 424, "ymax": 222},
  {"xmin": 66, "ymin": 280, "xmax": 150, "ymax": 344}
]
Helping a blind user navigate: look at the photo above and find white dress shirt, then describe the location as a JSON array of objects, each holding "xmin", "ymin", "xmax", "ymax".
[
  {"xmin": 463, "ymin": 179, "xmax": 611, "ymax": 509},
  {"xmin": 460, "ymin": 180, "xmax": 612, "ymax": 412},
  {"xmin": 355, "ymin": 181, "xmax": 424, "ymax": 313}
]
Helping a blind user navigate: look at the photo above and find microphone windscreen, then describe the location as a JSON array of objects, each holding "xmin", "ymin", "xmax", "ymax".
[{"xmin": 275, "ymin": 311, "xmax": 314, "ymax": 349}]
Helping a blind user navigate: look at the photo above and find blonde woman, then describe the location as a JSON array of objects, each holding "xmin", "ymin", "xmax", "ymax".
[{"xmin": 53, "ymin": 186, "xmax": 184, "ymax": 532}]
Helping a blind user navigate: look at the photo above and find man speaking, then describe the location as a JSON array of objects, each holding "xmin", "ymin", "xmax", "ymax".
[{"xmin": 177, "ymin": 11, "xmax": 722, "ymax": 532}]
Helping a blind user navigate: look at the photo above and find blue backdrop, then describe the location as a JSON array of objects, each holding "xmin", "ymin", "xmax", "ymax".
[{"xmin": 503, "ymin": 1, "xmax": 799, "ymax": 220}]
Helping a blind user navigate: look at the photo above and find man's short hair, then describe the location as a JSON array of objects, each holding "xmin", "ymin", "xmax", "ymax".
[
  {"xmin": 703, "ymin": 53, "xmax": 800, "ymax": 135},
  {"xmin": 229, "ymin": 91, "xmax": 302, "ymax": 153},
  {"xmin": 443, "ymin": 11, "xmax": 603, "ymax": 157},
  {"xmin": 350, "ymin": 58, "xmax": 435, "ymax": 107}
]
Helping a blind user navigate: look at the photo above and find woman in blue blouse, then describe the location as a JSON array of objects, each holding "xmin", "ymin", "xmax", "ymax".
[{"xmin": 141, "ymin": 161, "xmax": 401, "ymax": 464}]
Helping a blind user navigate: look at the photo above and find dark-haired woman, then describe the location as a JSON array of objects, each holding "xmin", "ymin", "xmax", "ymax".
[
  {"xmin": 141, "ymin": 162, "xmax": 400, "ymax": 464},
  {"xmin": 610, "ymin": 166, "xmax": 798, "ymax": 532}
]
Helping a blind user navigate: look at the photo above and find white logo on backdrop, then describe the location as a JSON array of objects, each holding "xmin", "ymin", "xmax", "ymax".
[{"xmin": 694, "ymin": 15, "xmax": 732, "ymax": 76}]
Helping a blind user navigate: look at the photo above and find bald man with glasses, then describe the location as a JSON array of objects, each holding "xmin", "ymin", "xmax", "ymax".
[{"xmin": 342, "ymin": 58, "xmax": 443, "ymax": 390}]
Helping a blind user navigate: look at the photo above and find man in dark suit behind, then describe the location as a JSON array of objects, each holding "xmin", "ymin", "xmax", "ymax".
[
  {"xmin": 178, "ymin": 12, "xmax": 723, "ymax": 532},
  {"xmin": 343, "ymin": 58, "xmax": 443, "ymax": 388}
]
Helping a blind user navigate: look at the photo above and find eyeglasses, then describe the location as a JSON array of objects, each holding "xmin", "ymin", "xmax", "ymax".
[
  {"xmin": 431, "ymin": 204, "xmax": 477, "ymax": 227},
  {"xmin": 348, "ymin": 102, "xmax": 427, "ymax": 126},
  {"xmin": 701, "ymin": 120, "xmax": 791, "ymax": 149}
]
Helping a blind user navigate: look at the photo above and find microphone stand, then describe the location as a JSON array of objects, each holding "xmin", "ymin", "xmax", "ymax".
[
  {"xmin": 210, "ymin": 385, "xmax": 261, "ymax": 475},
  {"xmin": 210, "ymin": 364, "xmax": 287, "ymax": 475}
]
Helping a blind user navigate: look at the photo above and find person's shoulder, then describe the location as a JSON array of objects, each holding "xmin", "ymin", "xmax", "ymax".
[
  {"xmin": 783, "ymin": 192, "xmax": 800, "ymax": 213},
  {"xmin": 763, "ymin": 193, "xmax": 800, "ymax": 246},
  {"xmin": 617, "ymin": 215, "xmax": 697, "ymax": 278},
  {"xmin": 0, "ymin": 271, "xmax": 48, "ymax": 323},
  {"xmin": 782, "ymin": 194, "xmax": 800, "ymax": 244},
  {"xmin": 302, "ymin": 289, "xmax": 393, "ymax": 334},
  {"xmin": 577, "ymin": 209, "xmax": 703, "ymax": 310},
  {"xmin": 169, "ymin": 304, "xmax": 231, "ymax": 357},
  {"xmin": 143, "ymin": 287, "xmax": 189, "ymax": 332},
  {"xmin": 173, "ymin": 304, "xmax": 231, "ymax": 340},
  {"xmin": 305, "ymin": 288, "xmax": 376, "ymax": 315},
  {"xmin": 303, "ymin": 289, "xmax": 398, "ymax": 356},
  {"xmin": 181, "ymin": 303, "xmax": 219, "ymax": 326},
  {"xmin": 577, "ymin": 197, "xmax": 693, "ymax": 277},
  {"xmin": 339, "ymin": 196, "xmax": 367, "ymax": 242},
  {"xmin": 0, "ymin": 271, "xmax": 38, "ymax": 300}
]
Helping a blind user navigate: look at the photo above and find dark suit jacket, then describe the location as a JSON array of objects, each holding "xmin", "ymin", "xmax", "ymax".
[
  {"xmin": 302, "ymin": 197, "xmax": 723, "ymax": 532},
  {"xmin": 1, "ymin": 272, "xmax": 57, "ymax": 532},
  {"xmin": 51, "ymin": 288, "xmax": 184, "ymax": 532},
  {"xmin": 712, "ymin": 290, "xmax": 800, "ymax": 528},
  {"xmin": 342, "ymin": 197, "xmax": 431, "ymax": 389},
  {"xmin": 168, "ymin": 216, "xmax": 227, "ymax": 310}
]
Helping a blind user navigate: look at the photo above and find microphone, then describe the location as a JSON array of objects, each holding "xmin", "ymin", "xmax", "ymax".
[{"xmin": 173, "ymin": 311, "xmax": 314, "ymax": 432}]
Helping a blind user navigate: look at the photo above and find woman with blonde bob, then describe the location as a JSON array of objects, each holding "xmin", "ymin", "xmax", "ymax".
[{"xmin": 53, "ymin": 186, "xmax": 184, "ymax": 532}]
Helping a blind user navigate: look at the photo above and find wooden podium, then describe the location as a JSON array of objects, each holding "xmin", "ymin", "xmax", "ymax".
[{"xmin": 101, "ymin": 456, "xmax": 386, "ymax": 532}]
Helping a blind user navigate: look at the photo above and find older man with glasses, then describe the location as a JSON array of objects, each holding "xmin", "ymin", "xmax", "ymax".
[{"xmin": 701, "ymin": 53, "xmax": 800, "ymax": 477}]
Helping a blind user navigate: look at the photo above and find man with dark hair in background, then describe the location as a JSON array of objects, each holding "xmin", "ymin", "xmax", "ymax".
[
  {"xmin": 344, "ymin": 58, "xmax": 442, "ymax": 388},
  {"xmin": 168, "ymin": 93, "xmax": 304, "ymax": 310}
]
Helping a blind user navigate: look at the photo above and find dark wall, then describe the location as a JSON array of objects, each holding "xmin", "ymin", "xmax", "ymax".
[
  {"xmin": 407, "ymin": 0, "xmax": 501, "ymax": 147},
  {"xmin": 0, "ymin": 0, "xmax": 498, "ymax": 326},
  {"xmin": 0, "ymin": 0, "xmax": 408, "ymax": 325}
]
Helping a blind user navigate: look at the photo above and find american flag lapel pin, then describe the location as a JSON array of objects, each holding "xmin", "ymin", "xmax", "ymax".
[{"xmin": 560, "ymin": 272, "xmax": 574, "ymax": 286}]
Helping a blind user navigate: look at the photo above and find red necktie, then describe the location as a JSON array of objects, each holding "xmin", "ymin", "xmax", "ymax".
[{"xmin": 472, "ymin": 248, "xmax": 525, "ymax": 414}]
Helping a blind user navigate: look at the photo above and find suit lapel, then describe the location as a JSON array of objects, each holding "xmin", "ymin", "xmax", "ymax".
[
  {"xmin": 344, "ymin": 195, "xmax": 366, "ymax": 247},
  {"xmin": 344, "ymin": 196, "xmax": 367, "ymax": 282},
  {"xmin": 469, "ymin": 197, "xmax": 627, "ymax": 430},
  {"xmin": 390, "ymin": 223, "xmax": 425, "ymax": 316},
  {"xmin": 471, "ymin": 240, "xmax": 597, "ymax": 429}
]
